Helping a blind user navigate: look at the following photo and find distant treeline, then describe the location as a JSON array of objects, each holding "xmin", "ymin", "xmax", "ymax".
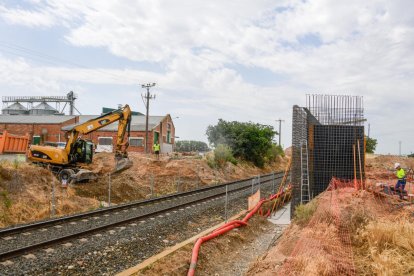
[{"xmin": 175, "ymin": 140, "xmax": 210, "ymax": 152}]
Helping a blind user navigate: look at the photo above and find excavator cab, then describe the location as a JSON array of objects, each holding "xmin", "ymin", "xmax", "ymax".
[{"xmin": 71, "ymin": 139, "xmax": 94, "ymax": 164}]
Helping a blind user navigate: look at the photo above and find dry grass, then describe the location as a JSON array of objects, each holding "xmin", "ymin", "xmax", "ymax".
[
  {"xmin": 0, "ymin": 161, "xmax": 100, "ymax": 227},
  {"xmin": 293, "ymin": 200, "xmax": 318, "ymax": 226},
  {"xmin": 354, "ymin": 219, "xmax": 414, "ymax": 275}
]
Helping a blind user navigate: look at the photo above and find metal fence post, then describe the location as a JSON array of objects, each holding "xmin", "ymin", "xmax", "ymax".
[
  {"xmin": 150, "ymin": 174, "xmax": 154, "ymax": 197},
  {"xmin": 224, "ymin": 184, "xmax": 228, "ymax": 222},
  {"xmin": 51, "ymin": 181, "xmax": 55, "ymax": 217},
  {"xmin": 196, "ymin": 166, "xmax": 200, "ymax": 189},
  {"xmin": 258, "ymin": 175, "xmax": 261, "ymax": 192},
  {"xmin": 251, "ymin": 178, "xmax": 255, "ymax": 195},
  {"xmin": 108, "ymin": 173, "xmax": 111, "ymax": 207},
  {"xmin": 176, "ymin": 176, "xmax": 180, "ymax": 192}
]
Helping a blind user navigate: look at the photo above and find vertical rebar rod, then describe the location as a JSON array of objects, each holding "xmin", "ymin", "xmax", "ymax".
[{"xmin": 357, "ymin": 139, "xmax": 363, "ymax": 189}]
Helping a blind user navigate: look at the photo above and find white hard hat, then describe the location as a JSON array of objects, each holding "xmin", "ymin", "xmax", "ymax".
[{"xmin": 394, "ymin": 163, "xmax": 400, "ymax": 169}]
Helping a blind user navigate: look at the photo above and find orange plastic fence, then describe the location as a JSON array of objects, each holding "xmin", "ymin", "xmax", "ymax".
[
  {"xmin": 0, "ymin": 131, "xmax": 30, "ymax": 154},
  {"xmin": 278, "ymin": 178, "xmax": 357, "ymax": 275}
]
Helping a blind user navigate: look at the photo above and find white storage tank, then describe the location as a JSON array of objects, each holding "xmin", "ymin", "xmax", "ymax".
[
  {"xmin": 29, "ymin": 102, "xmax": 58, "ymax": 115},
  {"xmin": 2, "ymin": 102, "xmax": 28, "ymax": 115}
]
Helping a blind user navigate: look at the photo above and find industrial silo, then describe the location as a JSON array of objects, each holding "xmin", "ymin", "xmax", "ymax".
[
  {"xmin": 29, "ymin": 102, "xmax": 58, "ymax": 115},
  {"xmin": 2, "ymin": 102, "xmax": 28, "ymax": 115}
]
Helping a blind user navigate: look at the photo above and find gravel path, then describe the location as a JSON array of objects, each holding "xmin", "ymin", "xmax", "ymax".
[{"xmin": 1, "ymin": 175, "xmax": 280, "ymax": 275}]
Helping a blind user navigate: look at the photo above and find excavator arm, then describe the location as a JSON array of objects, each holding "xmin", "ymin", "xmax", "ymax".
[
  {"xmin": 64, "ymin": 104, "xmax": 133, "ymax": 173},
  {"xmin": 65, "ymin": 105, "xmax": 131, "ymax": 153},
  {"xmin": 27, "ymin": 105, "xmax": 134, "ymax": 182}
]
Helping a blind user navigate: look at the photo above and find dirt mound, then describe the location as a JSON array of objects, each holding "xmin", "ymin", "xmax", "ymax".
[
  {"xmin": 0, "ymin": 161, "xmax": 98, "ymax": 227},
  {"xmin": 75, "ymin": 152, "xmax": 288, "ymax": 204}
]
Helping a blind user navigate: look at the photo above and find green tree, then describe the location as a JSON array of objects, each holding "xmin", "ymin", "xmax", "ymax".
[
  {"xmin": 366, "ymin": 136, "xmax": 377, "ymax": 153},
  {"xmin": 206, "ymin": 119, "xmax": 278, "ymax": 167},
  {"xmin": 175, "ymin": 140, "xmax": 210, "ymax": 152}
]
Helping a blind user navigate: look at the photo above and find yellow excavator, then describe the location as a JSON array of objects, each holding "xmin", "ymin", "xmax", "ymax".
[{"xmin": 27, "ymin": 105, "xmax": 133, "ymax": 183}]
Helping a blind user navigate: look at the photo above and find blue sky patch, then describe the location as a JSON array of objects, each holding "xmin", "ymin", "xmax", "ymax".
[{"xmin": 228, "ymin": 64, "xmax": 288, "ymax": 87}]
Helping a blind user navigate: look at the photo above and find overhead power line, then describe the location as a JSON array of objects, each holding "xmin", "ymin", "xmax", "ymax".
[{"xmin": 0, "ymin": 40, "xmax": 141, "ymax": 84}]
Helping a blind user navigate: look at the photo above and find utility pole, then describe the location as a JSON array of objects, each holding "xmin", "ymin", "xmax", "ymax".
[
  {"xmin": 275, "ymin": 119, "xmax": 284, "ymax": 146},
  {"xmin": 141, "ymin": 83, "xmax": 156, "ymax": 153}
]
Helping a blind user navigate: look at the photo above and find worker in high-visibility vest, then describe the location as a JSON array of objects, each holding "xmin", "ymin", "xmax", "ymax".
[
  {"xmin": 394, "ymin": 163, "xmax": 406, "ymax": 199},
  {"xmin": 153, "ymin": 141, "xmax": 160, "ymax": 160}
]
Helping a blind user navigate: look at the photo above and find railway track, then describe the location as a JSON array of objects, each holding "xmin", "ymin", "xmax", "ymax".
[{"xmin": 0, "ymin": 172, "xmax": 284, "ymax": 261}]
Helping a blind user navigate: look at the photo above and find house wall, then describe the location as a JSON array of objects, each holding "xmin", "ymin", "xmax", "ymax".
[
  {"xmin": 152, "ymin": 115, "xmax": 175, "ymax": 153},
  {"xmin": 0, "ymin": 118, "xmax": 77, "ymax": 144}
]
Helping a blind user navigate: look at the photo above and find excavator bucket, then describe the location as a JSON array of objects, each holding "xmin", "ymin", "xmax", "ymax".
[
  {"xmin": 113, "ymin": 157, "xmax": 133, "ymax": 174},
  {"xmin": 72, "ymin": 169, "xmax": 98, "ymax": 183}
]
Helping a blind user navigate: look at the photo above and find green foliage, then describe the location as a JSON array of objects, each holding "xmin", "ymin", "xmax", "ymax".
[
  {"xmin": 206, "ymin": 144, "xmax": 237, "ymax": 168},
  {"xmin": 265, "ymin": 144, "xmax": 284, "ymax": 163},
  {"xmin": 214, "ymin": 144, "xmax": 237, "ymax": 167},
  {"xmin": 206, "ymin": 154, "xmax": 216, "ymax": 169},
  {"xmin": 13, "ymin": 159, "xmax": 19, "ymax": 169},
  {"xmin": 175, "ymin": 140, "xmax": 210, "ymax": 152},
  {"xmin": 294, "ymin": 200, "xmax": 317, "ymax": 226},
  {"xmin": 408, "ymin": 153, "xmax": 414, "ymax": 158},
  {"xmin": 206, "ymin": 119, "xmax": 278, "ymax": 167},
  {"xmin": 366, "ymin": 136, "xmax": 377, "ymax": 154}
]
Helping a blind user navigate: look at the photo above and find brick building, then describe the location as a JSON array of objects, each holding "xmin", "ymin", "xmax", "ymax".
[
  {"xmin": 0, "ymin": 115, "xmax": 76, "ymax": 145},
  {"xmin": 0, "ymin": 114, "xmax": 176, "ymax": 153}
]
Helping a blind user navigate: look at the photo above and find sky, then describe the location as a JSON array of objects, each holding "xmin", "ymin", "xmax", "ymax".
[{"xmin": 0, "ymin": 0, "xmax": 413, "ymax": 154}]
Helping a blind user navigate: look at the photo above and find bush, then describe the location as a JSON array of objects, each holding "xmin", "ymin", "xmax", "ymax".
[
  {"xmin": 206, "ymin": 119, "xmax": 278, "ymax": 167},
  {"xmin": 213, "ymin": 144, "xmax": 237, "ymax": 167},
  {"xmin": 265, "ymin": 144, "xmax": 284, "ymax": 163},
  {"xmin": 294, "ymin": 200, "xmax": 317, "ymax": 226},
  {"xmin": 366, "ymin": 136, "xmax": 377, "ymax": 153},
  {"xmin": 206, "ymin": 144, "xmax": 237, "ymax": 168}
]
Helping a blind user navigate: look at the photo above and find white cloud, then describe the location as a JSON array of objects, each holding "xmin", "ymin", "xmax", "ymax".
[{"xmin": 0, "ymin": 0, "xmax": 413, "ymax": 153}]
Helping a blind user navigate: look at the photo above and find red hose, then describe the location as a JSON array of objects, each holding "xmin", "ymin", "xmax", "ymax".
[{"xmin": 187, "ymin": 189, "xmax": 291, "ymax": 276}]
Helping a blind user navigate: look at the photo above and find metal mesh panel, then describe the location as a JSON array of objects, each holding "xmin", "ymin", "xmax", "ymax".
[
  {"xmin": 291, "ymin": 95, "xmax": 365, "ymax": 217},
  {"xmin": 291, "ymin": 105, "xmax": 308, "ymax": 215}
]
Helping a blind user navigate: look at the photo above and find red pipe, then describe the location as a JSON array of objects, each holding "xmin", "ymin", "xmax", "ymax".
[{"xmin": 187, "ymin": 189, "xmax": 291, "ymax": 276}]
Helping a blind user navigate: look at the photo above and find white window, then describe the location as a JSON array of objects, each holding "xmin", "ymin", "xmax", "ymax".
[
  {"xmin": 98, "ymin": 137, "xmax": 113, "ymax": 146},
  {"xmin": 129, "ymin": 137, "xmax": 144, "ymax": 147},
  {"xmin": 96, "ymin": 137, "xmax": 113, "ymax": 153}
]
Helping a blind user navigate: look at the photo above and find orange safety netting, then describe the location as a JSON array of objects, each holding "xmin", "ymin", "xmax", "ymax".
[{"xmin": 278, "ymin": 178, "xmax": 358, "ymax": 275}]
